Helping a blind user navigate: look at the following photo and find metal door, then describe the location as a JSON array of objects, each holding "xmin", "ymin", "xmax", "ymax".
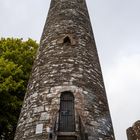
[
  {"xmin": 57, "ymin": 136, "xmax": 77, "ymax": 140},
  {"xmin": 58, "ymin": 91, "xmax": 75, "ymax": 132}
]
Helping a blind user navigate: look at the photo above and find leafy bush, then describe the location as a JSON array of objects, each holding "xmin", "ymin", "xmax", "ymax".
[{"xmin": 0, "ymin": 38, "xmax": 38, "ymax": 140}]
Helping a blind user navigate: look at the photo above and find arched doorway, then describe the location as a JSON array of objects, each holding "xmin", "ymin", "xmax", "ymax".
[{"xmin": 58, "ymin": 91, "xmax": 75, "ymax": 132}]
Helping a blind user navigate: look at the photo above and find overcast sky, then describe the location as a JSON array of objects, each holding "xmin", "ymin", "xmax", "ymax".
[{"xmin": 0, "ymin": 0, "xmax": 140, "ymax": 139}]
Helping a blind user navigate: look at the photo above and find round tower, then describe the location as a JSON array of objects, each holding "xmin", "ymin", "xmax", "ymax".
[{"xmin": 14, "ymin": 0, "xmax": 115, "ymax": 139}]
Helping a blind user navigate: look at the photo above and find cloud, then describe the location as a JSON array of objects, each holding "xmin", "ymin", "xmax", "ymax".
[
  {"xmin": 0, "ymin": 0, "xmax": 50, "ymax": 40},
  {"xmin": 104, "ymin": 52, "xmax": 140, "ymax": 140}
]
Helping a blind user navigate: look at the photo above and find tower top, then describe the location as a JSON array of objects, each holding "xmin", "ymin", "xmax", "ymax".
[{"xmin": 40, "ymin": 0, "xmax": 94, "ymax": 46}]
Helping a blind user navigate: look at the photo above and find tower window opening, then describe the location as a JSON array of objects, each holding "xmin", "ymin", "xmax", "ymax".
[
  {"xmin": 63, "ymin": 36, "xmax": 71, "ymax": 44},
  {"xmin": 49, "ymin": 133, "xmax": 53, "ymax": 139}
]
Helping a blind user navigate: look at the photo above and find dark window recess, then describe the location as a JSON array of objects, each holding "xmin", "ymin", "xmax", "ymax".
[
  {"xmin": 85, "ymin": 133, "xmax": 88, "ymax": 140},
  {"xmin": 48, "ymin": 132, "xmax": 53, "ymax": 140},
  {"xmin": 58, "ymin": 91, "xmax": 75, "ymax": 132},
  {"xmin": 63, "ymin": 36, "xmax": 71, "ymax": 44}
]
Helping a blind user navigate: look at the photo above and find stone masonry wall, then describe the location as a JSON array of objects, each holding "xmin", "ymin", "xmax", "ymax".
[
  {"xmin": 127, "ymin": 121, "xmax": 140, "ymax": 140},
  {"xmin": 14, "ymin": 0, "xmax": 115, "ymax": 140}
]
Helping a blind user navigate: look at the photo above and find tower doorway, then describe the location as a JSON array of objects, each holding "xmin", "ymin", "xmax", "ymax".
[
  {"xmin": 58, "ymin": 91, "xmax": 75, "ymax": 132},
  {"xmin": 57, "ymin": 136, "xmax": 77, "ymax": 140}
]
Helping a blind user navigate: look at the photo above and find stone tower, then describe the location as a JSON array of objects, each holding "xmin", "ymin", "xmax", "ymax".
[{"xmin": 14, "ymin": 0, "xmax": 115, "ymax": 140}]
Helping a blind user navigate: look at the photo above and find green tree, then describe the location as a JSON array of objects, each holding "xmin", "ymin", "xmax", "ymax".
[{"xmin": 0, "ymin": 38, "xmax": 38, "ymax": 140}]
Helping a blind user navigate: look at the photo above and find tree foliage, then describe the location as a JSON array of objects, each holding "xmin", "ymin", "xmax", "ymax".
[{"xmin": 0, "ymin": 38, "xmax": 38, "ymax": 140}]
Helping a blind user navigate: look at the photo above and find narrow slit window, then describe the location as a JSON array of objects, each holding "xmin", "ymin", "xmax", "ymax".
[
  {"xmin": 49, "ymin": 133, "xmax": 53, "ymax": 139},
  {"xmin": 63, "ymin": 36, "xmax": 71, "ymax": 44}
]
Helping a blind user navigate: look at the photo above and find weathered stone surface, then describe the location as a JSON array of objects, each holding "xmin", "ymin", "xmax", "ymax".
[
  {"xmin": 14, "ymin": 0, "xmax": 115, "ymax": 140},
  {"xmin": 127, "ymin": 120, "xmax": 140, "ymax": 140}
]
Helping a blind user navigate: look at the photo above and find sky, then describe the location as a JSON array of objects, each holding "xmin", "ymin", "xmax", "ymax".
[{"xmin": 0, "ymin": 0, "xmax": 140, "ymax": 139}]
